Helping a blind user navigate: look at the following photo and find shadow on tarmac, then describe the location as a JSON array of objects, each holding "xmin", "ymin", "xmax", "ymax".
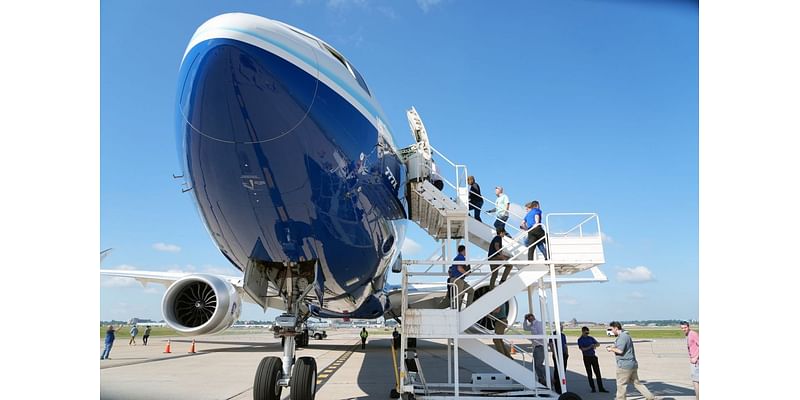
[
  {"xmin": 346, "ymin": 338, "xmax": 695, "ymax": 400},
  {"xmin": 353, "ymin": 337, "xmax": 399, "ymax": 399}
]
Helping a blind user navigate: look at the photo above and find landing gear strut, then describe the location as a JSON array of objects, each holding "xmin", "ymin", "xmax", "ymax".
[
  {"xmin": 254, "ymin": 315, "xmax": 318, "ymax": 400},
  {"xmin": 253, "ymin": 263, "xmax": 316, "ymax": 400}
]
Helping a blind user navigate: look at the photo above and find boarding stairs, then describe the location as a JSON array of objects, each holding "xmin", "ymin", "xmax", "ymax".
[{"xmin": 396, "ymin": 107, "xmax": 607, "ymax": 399}]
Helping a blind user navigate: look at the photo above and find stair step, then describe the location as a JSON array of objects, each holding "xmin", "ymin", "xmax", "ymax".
[{"xmin": 459, "ymin": 338, "xmax": 541, "ymax": 391}]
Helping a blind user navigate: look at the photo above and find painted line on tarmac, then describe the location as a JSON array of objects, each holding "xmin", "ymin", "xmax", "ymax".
[{"xmin": 314, "ymin": 341, "xmax": 360, "ymax": 390}]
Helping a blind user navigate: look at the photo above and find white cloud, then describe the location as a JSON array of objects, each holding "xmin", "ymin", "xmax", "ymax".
[
  {"xmin": 417, "ymin": 0, "xmax": 444, "ymax": 13},
  {"xmin": 376, "ymin": 6, "xmax": 397, "ymax": 19},
  {"xmin": 153, "ymin": 242, "xmax": 181, "ymax": 253},
  {"xmin": 101, "ymin": 264, "xmax": 139, "ymax": 287},
  {"xmin": 202, "ymin": 265, "xmax": 240, "ymax": 276},
  {"xmin": 601, "ymin": 232, "xmax": 614, "ymax": 244},
  {"xmin": 401, "ymin": 237, "xmax": 423, "ymax": 256},
  {"xmin": 561, "ymin": 296, "xmax": 579, "ymax": 305},
  {"xmin": 616, "ymin": 266, "xmax": 654, "ymax": 283},
  {"xmin": 627, "ymin": 291, "xmax": 646, "ymax": 300},
  {"xmin": 166, "ymin": 264, "xmax": 197, "ymax": 274},
  {"xmin": 327, "ymin": 0, "xmax": 366, "ymax": 8}
]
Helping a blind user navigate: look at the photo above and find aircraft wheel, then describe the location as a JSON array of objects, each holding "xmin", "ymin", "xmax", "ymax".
[
  {"xmin": 253, "ymin": 356, "xmax": 283, "ymax": 400},
  {"xmin": 558, "ymin": 392, "xmax": 582, "ymax": 400},
  {"xmin": 290, "ymin": 356, "xmax": 317, "ymax": 399},
  {"xmin": 297, "ymin": 331, "xmax": 309, "ymax": 348},
  {"xmin": 314, "ymin": 333, "xmax": 322, "ymax": 340}
]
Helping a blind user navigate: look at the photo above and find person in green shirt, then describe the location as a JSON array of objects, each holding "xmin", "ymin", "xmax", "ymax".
[{"xmin": 606, "ymin": 321, "xmax": 654, "ymax": 400}]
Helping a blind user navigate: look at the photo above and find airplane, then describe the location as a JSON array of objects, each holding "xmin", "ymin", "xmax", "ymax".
[{"xmin": 100, "ymin": 13, "xmax": 605, "ymax": 400}]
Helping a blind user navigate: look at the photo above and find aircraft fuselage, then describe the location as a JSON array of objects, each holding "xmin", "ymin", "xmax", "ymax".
[{"xmin": 176, "ymin": 14, "xmax": 407, "ymax": 319}]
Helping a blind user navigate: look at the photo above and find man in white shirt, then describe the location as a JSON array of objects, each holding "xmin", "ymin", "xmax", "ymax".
[
  {"xmin": 491, "ymin": 186, "xmax": 510, "ymax": 233},
  {"xmin": 523, "ymin": 313, "xmax": 546, "ymax": 385}
]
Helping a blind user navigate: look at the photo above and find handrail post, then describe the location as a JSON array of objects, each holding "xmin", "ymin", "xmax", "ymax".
[
  {"xmin": 550, "ymin": 258, "xmax": 567, "ymax": 394},
  {"xmin": 400, "ymin": 263, "xmax": 408, "ymax": 394}
]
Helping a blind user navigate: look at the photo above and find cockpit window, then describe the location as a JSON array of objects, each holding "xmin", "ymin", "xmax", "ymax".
[
  {"xmin": 287, "ymin": 26, "xmax": 318, "ymax": 43},
  {"xmin": 348, "ymin": 62, "xmax": 371, "ymax": 96},
  {"xmin": 322, "ymin": 43, "xmax": 371, "ymax": 96},
  {"xmin": 322, "ymin": 43, "xmax": 348, "ymax": 70}
]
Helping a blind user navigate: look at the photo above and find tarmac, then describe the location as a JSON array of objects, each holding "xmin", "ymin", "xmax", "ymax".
[{"xmin": 100, "ymin": 328, "xmax": 697, "ymax": 400}]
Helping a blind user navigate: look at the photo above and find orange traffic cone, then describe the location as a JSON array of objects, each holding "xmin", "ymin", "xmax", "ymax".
[
  {"xmin": 163, "ymin": 339, "xmax": 172, "ymax": 354},
  {"xmin": 188, "ymin": 339, "xmax": 196, "ymax": 354}
]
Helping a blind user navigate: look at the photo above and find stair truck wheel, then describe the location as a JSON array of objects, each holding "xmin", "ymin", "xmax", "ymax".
[
  {"xmin": 558, "ymin": 392, "xmax": 582, "ymax": 400},
  {"xmin": 290, "ymin": 356, "xmax": 317, "ymax": 400},
  {"xmin": 253, "ymin": 356, "xmax": 283, "ymax": 400}
]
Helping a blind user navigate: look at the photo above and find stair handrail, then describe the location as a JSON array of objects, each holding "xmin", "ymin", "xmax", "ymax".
[
  {"xmin": 476, "ymin": 314, "xmax": 530, "ymax": 364},
  {"xmin": 452, "ymin": 225, "xmax": 548, "ymax": 289},
  {"xmin": 428, "ymin": 144, "xmax": 534, "ymax": 241},
  {"xmin": 545, "ymin": 212, "xmax": 601, "ymax": 238}
]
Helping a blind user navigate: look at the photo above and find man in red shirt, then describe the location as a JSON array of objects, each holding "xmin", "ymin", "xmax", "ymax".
[{"xmin": 680, "ymin": 321, "xmax": 699, "ymax": 399}]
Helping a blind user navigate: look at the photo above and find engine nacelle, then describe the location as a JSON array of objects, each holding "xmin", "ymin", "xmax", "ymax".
[{"xmin": 161, "ymin": 274, "xmax": 241, "ymax": 335}]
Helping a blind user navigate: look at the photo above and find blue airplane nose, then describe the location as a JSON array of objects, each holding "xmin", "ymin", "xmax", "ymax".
[{"xmin": 177, "ymin": 38, "xmax": 317, "ymax": 143}]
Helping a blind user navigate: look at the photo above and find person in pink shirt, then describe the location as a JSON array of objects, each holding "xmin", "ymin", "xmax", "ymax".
[{"xmin": 680, "ymin": 321, "xmax": 699, "ymax": 399}]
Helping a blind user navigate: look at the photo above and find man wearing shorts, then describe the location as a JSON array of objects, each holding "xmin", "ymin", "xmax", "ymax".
[{"xmin": 681, "ymin": 321, "xmax": 699, "ymax": 399}]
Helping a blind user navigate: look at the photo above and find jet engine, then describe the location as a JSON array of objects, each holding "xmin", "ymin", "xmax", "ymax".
[{"xmin": 161, "ymin": 274, "xmax": 241, "ymax": 335}]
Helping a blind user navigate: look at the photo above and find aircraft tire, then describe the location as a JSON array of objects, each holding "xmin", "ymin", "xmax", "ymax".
[
  {"xmin": 290, "ymin": 356, "xmax": 317, "ymax": 400},
  {"xmin": 253, "ymin": 356, "xmax": 283, "ymax": 400},
  {"xmin": 297, "ymin": 331, "xmax": 309, "ymax": 348},
  {"xmin": 314, "ymin": 333, "xmax": 322, "ymax": 340},
  {"xmin": 557, "ymin": 392, "xmax": 582, "ymax": 400}
]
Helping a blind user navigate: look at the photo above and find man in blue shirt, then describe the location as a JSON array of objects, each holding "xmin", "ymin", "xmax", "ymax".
[
  {"xmin": 521, "ymin": 201, "xmax": 548, "ymax": 260},
  {"xmin": 101, "ymin": 325, "xmax": 116, "ymax": 360},
  {"xmin": 606, "ymin": 321, "xmax": 654, "ymax": 400},
  {"xmin": 447, "ymin": 245, "xmax": 474, "ymax": 310},
  {"xmin": 549, "ymin": 324, "xmax": 569, "ymax": 394},
  {"xmin": 577, "ymin": 326, "xmax": 608, "ymax": 393}
]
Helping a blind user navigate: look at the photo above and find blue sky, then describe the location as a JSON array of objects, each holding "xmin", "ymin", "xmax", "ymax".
[{"xmin": 100, "ymin": 0, "xmax": 698, "ymax": 323}]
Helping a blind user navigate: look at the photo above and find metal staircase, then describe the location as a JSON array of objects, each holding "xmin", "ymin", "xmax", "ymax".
[{"xmin": 396, "ymin": 107, "xmax": 607, "ymax": 399}]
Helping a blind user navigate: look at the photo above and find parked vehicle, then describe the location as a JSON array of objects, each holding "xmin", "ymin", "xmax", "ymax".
[{"xmin": 310, "ymin": 328, "xmax": 327, "ymax": 340}]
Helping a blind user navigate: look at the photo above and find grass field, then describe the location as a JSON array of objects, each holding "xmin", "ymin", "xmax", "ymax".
[
  {"xmin": 100, "ymin": 326, "xmax": 179, "ymax": 339},
  {"xmin": 508, "ymin": 326, "xmax": 697, "ymax": 340},
  {"xmin": 102, "ymin": 325, "xmax": 697, "ymax": 340}
]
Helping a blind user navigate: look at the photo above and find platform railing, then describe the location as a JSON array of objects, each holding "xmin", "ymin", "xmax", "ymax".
[{"xmin": 401, "ymin": 259, "xmax": 565, "ymax": 396}]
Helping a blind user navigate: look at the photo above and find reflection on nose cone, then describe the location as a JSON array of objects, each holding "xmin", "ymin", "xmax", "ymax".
[{"xmin": 179, "ymin": 39, "xmax": 317, "ymax": 144}]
